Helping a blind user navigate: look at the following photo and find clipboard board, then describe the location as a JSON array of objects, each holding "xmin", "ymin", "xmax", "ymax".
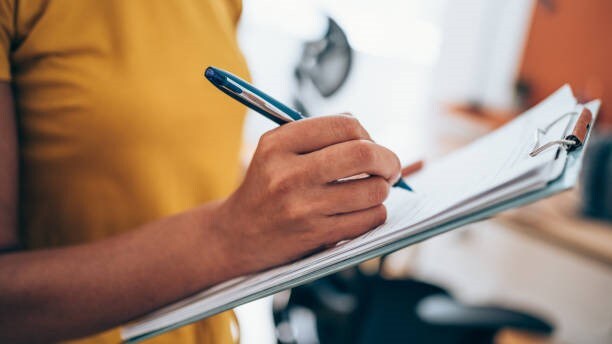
[{"xmin": 123, "ymin": 97, "xmax": 600, "ymax": 343}]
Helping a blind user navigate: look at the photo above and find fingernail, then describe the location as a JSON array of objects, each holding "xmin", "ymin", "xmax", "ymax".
[{"xmin": 391, "ymin": 172, "xmax": 401, "ymax": 185}]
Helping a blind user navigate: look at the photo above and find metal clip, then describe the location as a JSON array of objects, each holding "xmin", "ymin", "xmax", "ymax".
[{"xmin": 529, "ymin": 108, "xmax": 593, "ymax": 157}]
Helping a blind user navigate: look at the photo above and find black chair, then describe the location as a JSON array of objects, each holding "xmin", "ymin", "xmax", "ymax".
[{"xmin": 274, "ymin": 270, "xmax": 554, "ymax": 344}]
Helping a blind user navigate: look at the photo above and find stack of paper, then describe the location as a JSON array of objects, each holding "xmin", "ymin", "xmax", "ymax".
[{"xmin": 122, "ymin": 85, "xmax": 599, "ymax": 342}]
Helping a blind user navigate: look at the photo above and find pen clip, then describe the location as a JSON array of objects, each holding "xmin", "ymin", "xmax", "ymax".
[
  {"xmin": 224, "ymin": 79, "xmax": 295, "ymax": 124},
  {"xmin": 206, "ymin": 67, "xmax": 304, "ymax": 122}
]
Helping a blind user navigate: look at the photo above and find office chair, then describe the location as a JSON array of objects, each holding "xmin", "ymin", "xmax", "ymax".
[{"xmin": 273, "ymin": 270, "xmax": 554, "ymax": 344}]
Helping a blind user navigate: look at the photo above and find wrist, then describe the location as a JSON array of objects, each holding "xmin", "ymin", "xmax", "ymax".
[{"xmin": 196, "ymin": 199, "xmax": 250, "ymax": 282}]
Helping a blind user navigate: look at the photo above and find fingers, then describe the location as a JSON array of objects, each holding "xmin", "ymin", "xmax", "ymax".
[
  {"xmin": 320, "ymin": 205, "xmax": 387, "ymax": 245},
  {"xmin": 312, "ymin": 176, "xmax": 391, "ymax": 215},
  {"xmin": 309, "ymin": 139, "xmax": 401, "ymax": 183},
  {"xmin": 264, "ymin": 114, "xmax": 371, "ymax": 154},
  {"xmin": 401, "ymin": 160, "xmax": 424, "ymax": 177}
]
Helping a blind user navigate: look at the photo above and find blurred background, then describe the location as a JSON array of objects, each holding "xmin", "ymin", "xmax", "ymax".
[{"xmin": 233, "ymin": 0, "xmax": 612, "ymax": 343}]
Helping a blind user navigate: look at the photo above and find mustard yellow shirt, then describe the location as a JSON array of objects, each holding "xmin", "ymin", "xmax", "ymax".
[{"xmin": 0, "ymin": 0, "xmax": 249, "ymax": 342}]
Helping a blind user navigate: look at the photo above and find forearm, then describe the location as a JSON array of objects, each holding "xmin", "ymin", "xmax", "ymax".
[
  {"xmin": 0, "ymin": 114, "xmax": 405, "ymax": 343},
  {"xmin": 0, "ymin": 201, "xmax": 241, "ymax": 343}
]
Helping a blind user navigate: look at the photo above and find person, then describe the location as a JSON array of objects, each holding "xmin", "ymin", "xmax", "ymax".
[{"xmin": 0, "ymin": 1, "xmax": 415, "ymax": 343}]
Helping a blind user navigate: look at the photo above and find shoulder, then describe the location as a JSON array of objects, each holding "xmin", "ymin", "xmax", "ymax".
[{"xmin": 227, "ymin": 0, "xmax": 244, "ymax": 23}]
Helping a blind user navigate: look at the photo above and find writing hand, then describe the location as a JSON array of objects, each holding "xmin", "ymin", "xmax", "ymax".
[{"xmin": 212, "ymin": 115, "xmax": 402, "ymax": 274}]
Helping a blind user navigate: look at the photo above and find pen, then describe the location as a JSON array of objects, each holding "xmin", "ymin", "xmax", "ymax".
[{"xmin": 204, "ymin": 66, "xmax": 413, "ymax": 192}]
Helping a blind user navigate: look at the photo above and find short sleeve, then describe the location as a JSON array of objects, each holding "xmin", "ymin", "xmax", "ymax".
[
  {"xmin": 228, "ymin": 0, "xmax": 243, "ymax": 24},
  {"xmin": 0, "ymin": 0, "xmax": 14, "ymax": 81}
]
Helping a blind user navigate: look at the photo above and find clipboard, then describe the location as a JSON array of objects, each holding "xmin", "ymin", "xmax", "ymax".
[{"xmin": 123, "ymin": 98, "xmax": 600, "ymax": 343}]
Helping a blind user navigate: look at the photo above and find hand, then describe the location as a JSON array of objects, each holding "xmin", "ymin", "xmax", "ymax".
[
  {"xmin": 213, "ymin": 115, "xmax": 402, "ymax": 274},
  {"xmin": 358, "ymin": 159, "xmax": 423, "ymax": 276}
]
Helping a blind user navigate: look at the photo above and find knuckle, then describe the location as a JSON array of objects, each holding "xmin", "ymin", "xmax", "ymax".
[
  {"xmin": 270, "ymin": 179, "xmax": 312, "ymax": 224},
  {"xmin": 329, "ymin": 115, "xmax": 363, "ymax": 140},
  {"xmin": 367, "ymin": 178, "xmax": 390, "ymax": 204},
  {"xmin": 284, "ymin": 204, "xmax": 302, "ymax": 223},
  {"xmin": 259, "ymin": 130, "xmax": 276, "ymax": 145},
  {"xmin": 373, "ymin": 205, "xmax": 388, "ymax": 225},
  {"xmin": 283, "ymin": 201, "xmax": 313, "ymax": 227},
  {"xmin": 278, "ymin": 197, "xmax": 299, "ymax": 220},
  {"xmin": 351, "ymin": 140, "xmax": 377, "ymax": 165},
  {"xmin": 269, "ymin": 172, "xmax": 294, "ymax": 195},
  {"xmin": 257, "ymin": 130, "xmax": 279, "ymax": 156}
]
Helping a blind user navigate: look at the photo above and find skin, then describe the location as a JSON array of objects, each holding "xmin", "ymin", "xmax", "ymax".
[{"xmin": 0, "ymin": 82, "xmax": 417, "ymax": 343}]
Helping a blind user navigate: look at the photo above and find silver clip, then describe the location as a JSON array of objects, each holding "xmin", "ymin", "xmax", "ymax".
[{"xmin": 529, "ymin": 112, "xmax": 578, "ymax": 157}]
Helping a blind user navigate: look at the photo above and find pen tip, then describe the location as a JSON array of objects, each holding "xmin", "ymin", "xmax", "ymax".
[{"xmin": 393, "ymin": 178, "xmax": 413, "ymax": 192}]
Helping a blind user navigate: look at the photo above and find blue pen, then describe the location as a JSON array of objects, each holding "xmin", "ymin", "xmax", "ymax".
[{"xmin": 204, "ymin": 66, "xmax": 413, "ymax": 192}]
